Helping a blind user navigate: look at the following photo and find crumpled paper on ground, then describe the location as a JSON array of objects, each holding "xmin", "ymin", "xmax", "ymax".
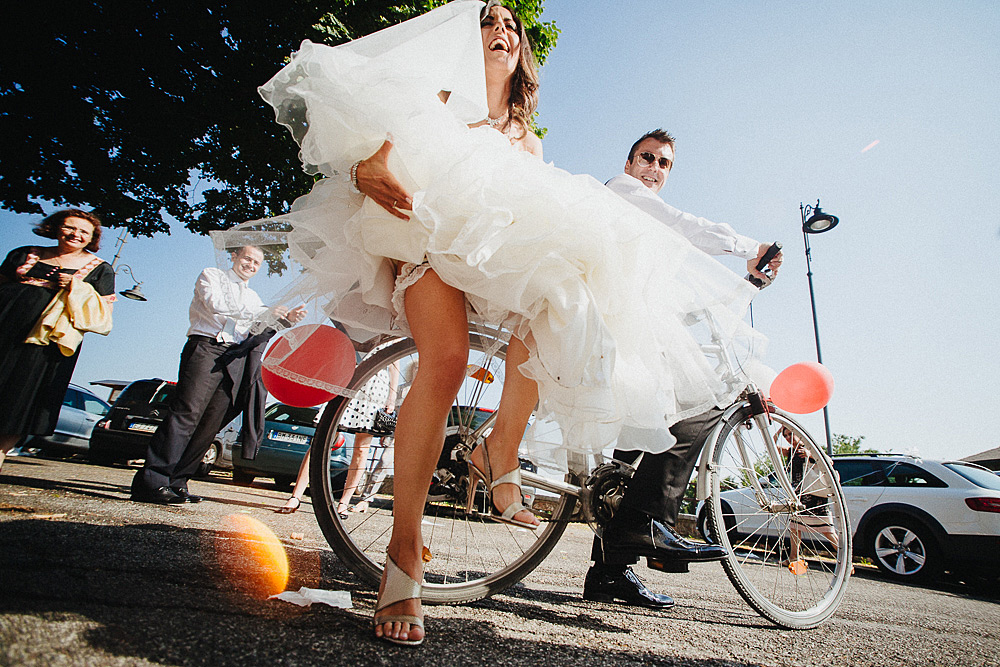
[{"xmin": 269, "ymin": 586, "xmax": 353, "ymax": 608}]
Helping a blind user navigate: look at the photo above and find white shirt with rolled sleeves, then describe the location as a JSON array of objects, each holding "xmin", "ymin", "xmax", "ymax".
[
  {"xmin": 186, "ymin": 267, "xmax": 267, "ymax": 344},
  {"xmin": 605, "ymin": 173, "xmax": 760, "ymax": 259}
]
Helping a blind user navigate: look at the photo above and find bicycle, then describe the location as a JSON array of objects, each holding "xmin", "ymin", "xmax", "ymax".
[{"xmin": 307, "ymin": 293, "xmax": 851, "ymax": 630}]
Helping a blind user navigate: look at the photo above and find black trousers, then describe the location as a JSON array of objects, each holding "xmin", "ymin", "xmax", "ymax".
[
  {"xmin": 136, "ymin": 337, "xmax": 245, "ymax": 491},
  {"xmin": 592, "ymin": 407, "xmax": 724, "ymax": 565}
]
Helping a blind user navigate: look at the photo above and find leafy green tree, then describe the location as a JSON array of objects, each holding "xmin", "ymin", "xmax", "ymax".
[
  {"xmin": 0, "ymin": 0, "xmax": 557, "ymax": 236},
  {"xmin": 832, "ymin": 433, "xmax": 878, "ymax": 455}
]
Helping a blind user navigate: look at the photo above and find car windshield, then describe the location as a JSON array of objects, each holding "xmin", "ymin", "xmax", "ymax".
[
  {"xmin": 265, "ymin": 404, "xmax": 319, "ymax": 427},
  {"xmin": 944, "ymin": 462, "xmax": 1000, "ymax": 491}
]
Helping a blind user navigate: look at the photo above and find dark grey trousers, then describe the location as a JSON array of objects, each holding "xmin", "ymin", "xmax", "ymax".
[
  {"xmin": 137, "ymin": 337, "xmax": 245, "ymax": 490},
  {"xmin": 592, "ymin": 407, "xmax": 724, "ymax": 565}
]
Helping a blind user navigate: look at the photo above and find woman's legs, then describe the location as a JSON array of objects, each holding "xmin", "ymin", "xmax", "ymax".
[
  {"xmin": 469, "ymin": 335, "xmax": 540, "ymax": 527},
  {"xmin": 278, "ymin": 450, "xmax": 311, "ymax": 512},
  {"xmin": 337, "ymin": 433, "xmax": 373, "ymax": 515},
  {"xmin": 376, "ymin": 270, "xmax": 470, "ymax": 643}
]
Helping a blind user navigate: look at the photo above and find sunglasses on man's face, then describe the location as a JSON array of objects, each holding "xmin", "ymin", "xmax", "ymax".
[{"xmin": 635, "ymin": 151, "xmax": 672, "ymax": 170}]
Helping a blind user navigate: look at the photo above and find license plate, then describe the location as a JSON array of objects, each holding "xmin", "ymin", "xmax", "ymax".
[
  {"xmin": 269, "ymin": 430, "xmax": 309, "ymax": 445},
  {"xmin": 128, "ymin": 422, "xmax": 158, "ymax": 433}
]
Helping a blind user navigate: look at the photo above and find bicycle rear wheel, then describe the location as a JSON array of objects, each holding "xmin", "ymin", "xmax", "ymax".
[
  {"xmin": 310, "ymin": 333, "xmax": 578, "ymax": 604},
  {"xmin": 706, "ymin": 403, "xmax": 851, "ymax": 628}
]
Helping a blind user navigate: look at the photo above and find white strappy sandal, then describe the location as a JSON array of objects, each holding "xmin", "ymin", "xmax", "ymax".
[
  {"xmin": 467, "ymin": 458, "xmax": 539, "ymax": 531},
  {"xmin": 374, "ymin": 552, "xmax": 424, "ymax": 646}
]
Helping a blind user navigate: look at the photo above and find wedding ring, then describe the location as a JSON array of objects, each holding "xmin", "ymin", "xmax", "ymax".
[{"xmin": 392, "ymin": 199, "xmax": 397, "ymax": 208}]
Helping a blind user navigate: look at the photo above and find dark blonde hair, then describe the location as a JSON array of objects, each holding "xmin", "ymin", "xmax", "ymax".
[
  {"xmin": 483, "ymin": 1, "xmax": 539, "ymax": 138},
  {"xmin": 34, "ymin": 209, "xmax": 103, "ymax": 252}
]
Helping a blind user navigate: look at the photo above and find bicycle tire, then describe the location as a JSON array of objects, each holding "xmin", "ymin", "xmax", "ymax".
[
  {"xmin": 706, "ymin": 403, "xmax": 851, "ymax": 628},
  {"xmin": 310, "ymin": 333, "xmax": 577, "ymax": 604}
]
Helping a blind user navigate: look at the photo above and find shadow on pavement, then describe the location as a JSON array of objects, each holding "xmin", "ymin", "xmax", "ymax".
[{"xmin": 0, "ymin": 518, "xmax": 770, "ymax": 666}]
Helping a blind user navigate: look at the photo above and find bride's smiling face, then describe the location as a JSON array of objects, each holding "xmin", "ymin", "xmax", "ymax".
[{"xmin": 481, "ymin": 5, "xmax": 520, "ymax": 76}]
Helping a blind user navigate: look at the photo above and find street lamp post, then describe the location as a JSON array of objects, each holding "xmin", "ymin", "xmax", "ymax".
[
  {"xmin": 110, "ymin": 229, "xmax": 148, "ymax": 301},
  {"xmin": 800, "ymin": 200, "xmax": 839, "ymax": 455}
]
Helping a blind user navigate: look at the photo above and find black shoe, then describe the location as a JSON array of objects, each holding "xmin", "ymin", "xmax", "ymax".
[
  {"xmin": 603, "ymin": 515, "xmax": 726, "ymax": 563},
  {"xmin": 131, "ymin": 485, "xmax": 185, "ymax": 505},
  {"xmin": 583, "ymin": 566, "xmax": 674, "ymax": 609},
  {"xmin": 171, "ymin": 488, "xmax": 203, "ymax": 503}
]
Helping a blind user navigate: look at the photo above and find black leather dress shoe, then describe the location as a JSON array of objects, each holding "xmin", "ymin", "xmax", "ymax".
[
  {"xmin": 131, "ymin": 485, "xmax": 185, "ymax": 505},
  {"xmin": 602, "ymin": 516, "xmax": 726, "ymax": 563},
  {"xmin": 171, "ymin": 488, "xmax": 203, "ymax": 503},
  {"xmin": 583, "ymin": 566, "xmax": 674, "ymax": 609}
]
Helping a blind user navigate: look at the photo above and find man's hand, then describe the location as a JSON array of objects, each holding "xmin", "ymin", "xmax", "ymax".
[
  {"xmin": 273, "ymin": 305, "xmax": 308, "ymax": 326},
  {"xmin": 747, "ymin": 242, "xmax": 783, "ymax": 281}
]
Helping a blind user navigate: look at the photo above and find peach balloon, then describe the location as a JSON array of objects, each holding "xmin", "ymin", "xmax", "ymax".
[{"xmin": 769, "ymin": 362, "xmax": 834, "ymax": 414}]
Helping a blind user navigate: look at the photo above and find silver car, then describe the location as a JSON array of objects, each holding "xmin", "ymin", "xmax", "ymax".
[{"xmin": 33, "ymin": 383, "xmax": 111, "ymax": 455}]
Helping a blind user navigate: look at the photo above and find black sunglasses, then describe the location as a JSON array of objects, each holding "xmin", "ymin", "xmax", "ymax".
[{"xmin": 635, "ymin": 151, "xmax": 672, "ymax": 170}]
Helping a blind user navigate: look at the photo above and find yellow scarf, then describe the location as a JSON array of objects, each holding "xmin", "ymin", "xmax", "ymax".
[{"xmin": 25, "ymin": 277, "xmax": 114, "ymax": 356}]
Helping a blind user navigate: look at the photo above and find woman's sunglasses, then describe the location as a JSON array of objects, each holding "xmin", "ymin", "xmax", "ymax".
[{"xmin": 635, "ymin": 151, "xmax": 672, "ymax": 170}]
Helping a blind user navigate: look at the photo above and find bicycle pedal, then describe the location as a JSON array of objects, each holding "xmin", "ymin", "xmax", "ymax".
[{"xmin": 646, "ymin": 558, "xmax": 688, "ymax": 573}]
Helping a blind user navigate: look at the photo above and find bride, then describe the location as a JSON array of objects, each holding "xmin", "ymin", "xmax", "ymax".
[{"xmin": 219, "ymin": 0, "xmax": 767, "ymax": 646}]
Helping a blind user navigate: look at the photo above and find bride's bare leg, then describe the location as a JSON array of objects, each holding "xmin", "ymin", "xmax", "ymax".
[
  {"xmin": 470, "ymin": 335, "xmax": 540, "ymax": 527},
  {"xmin": 375, "ymin": 270, "xmax": 469, "ymax": 643}
]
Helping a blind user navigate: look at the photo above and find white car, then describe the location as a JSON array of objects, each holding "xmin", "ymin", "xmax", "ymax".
[{"xmin": 698, "ymin": 455, "xmax": 1000, "ymax": 581}]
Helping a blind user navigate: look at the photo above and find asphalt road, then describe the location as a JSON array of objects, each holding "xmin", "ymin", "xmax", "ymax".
[{"xmin": 2, "ymin": 455, "xmax": 999, "ymax": 667}]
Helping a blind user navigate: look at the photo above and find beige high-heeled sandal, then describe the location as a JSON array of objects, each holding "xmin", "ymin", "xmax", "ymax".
[
  {"xmin": 466, "ymin": 459, "xmax": 539, "ymax": 530},
  {"xmin": 373, "ymin": 552, "xmax": 424, "ymax": 646}
]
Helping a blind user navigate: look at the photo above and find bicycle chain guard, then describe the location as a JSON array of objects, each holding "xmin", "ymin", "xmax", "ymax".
[{"xmin": 582, "ymin": 459, "xmax": 636, "ymax": 537}]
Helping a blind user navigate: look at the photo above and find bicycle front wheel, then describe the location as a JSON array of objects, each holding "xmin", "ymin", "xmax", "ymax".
[
  {"xmin": 310, "ymin": 333, "xmax": 578, "ymax": 604},
  {"xmin": 706, "ymin": 404, "xmax": 851, "ymax": 628}
]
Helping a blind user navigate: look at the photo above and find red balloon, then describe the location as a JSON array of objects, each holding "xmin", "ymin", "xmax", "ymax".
[
  {"xmin": 769, "ymin": 362, "xmax": 834, "ymax": 414},
  {"xmin": 262, "ymin": 324, "xmax": 356, "ymax": 407}
]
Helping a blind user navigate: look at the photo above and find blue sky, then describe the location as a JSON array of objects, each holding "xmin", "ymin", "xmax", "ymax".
[{"xmin": 2, "ymin": 1, "xmax": 997, "ymax": 460}]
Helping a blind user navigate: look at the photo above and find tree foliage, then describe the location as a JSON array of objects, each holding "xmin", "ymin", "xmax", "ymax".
[
  {"xmin": 833, "ymin": 433, "xmax": 878, "ymax": 455},
  {"xmin": 0, "ymin": 0, "xmax": 557, "ymax": 236}
]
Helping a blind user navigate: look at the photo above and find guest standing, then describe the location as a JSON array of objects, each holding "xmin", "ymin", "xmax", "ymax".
[
  {"xmin": 0, "ymin": 209, "xmax": 114, "ymax": 472},
  {"xmin": 130, "ymin": 245, "xmax": 305, "ymax": 504}
]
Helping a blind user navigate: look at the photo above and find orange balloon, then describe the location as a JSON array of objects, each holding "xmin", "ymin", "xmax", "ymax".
[
  {"xmin": 769, "ymin": 362, "xmax": 834, "ymax": 414},
  {"xmin": 218, "ymin": 514, "xmax": 289, "ymax": 598},
  {"xmin": 262, "ymin": 324, "xmax": 356, "ymax": 407}
]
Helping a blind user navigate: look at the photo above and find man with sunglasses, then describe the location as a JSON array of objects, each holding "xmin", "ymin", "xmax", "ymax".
[{"xmin": 583, "ymin": 129, "xmax": 783, "ymax": 609}]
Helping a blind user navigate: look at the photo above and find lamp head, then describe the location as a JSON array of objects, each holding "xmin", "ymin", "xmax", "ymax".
[
  {"xmin": 119, "ymin": 284, "xmax": 147, "ymax": 301},
  {"xmin": 802, "ymin": 200, "xmax": 839, "ymax": 234}
]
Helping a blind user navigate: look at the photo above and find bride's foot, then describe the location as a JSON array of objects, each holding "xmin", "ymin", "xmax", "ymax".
[
  {"xmin": 468, "ymin": 445, "xmax": 540, "ymax": 529},
  {"xmin": 374, "ymin": 546, "xmax": 425, "ymax": 646}
]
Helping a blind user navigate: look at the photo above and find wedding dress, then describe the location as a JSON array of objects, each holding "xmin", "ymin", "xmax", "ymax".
[{"xmin": 213, "ymin": 0, "xmax": 770, "ymax": 468}]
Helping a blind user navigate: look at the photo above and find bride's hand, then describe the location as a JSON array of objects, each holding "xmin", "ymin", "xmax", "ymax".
[{"xmin": 355, "ymin": 140, "xmax": 413, "ymax": 220}]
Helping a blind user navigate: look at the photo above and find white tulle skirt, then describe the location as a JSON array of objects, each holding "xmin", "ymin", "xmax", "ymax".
[{"xmin": 214, "ymin": 1, "xmax": 770, "ymax": 468}]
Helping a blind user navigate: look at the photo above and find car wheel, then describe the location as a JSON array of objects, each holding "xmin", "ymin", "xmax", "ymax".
[
  {"xmin": 701, "ymin": 500, "xmax": 737, "ymax": 545},
  {"xmin": 232, "ymin": 469, "xmax": 255, "ymax": 486},
  {"xmin": 869, "ymin": 515, "xmax": 941, "ymax": 582},
  {"xmin": 195, "ymin": 442, "xmax": 220, "ymax": 478}
]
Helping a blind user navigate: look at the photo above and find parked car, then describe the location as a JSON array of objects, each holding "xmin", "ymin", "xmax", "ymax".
[
  {"xmin": 697, "ymin": 454, "xmax": 1000, "ymax": 582},
  {"xmin": 88, "ymin": 378, "xmax": 227, "ymax": 476},
  {"xmin": 231, "ymin": 403, "xmax": 349, "ymax": 489},
  {"xmin": 32, "ymin": 383, "xmax": 111, "ymax": 456}
]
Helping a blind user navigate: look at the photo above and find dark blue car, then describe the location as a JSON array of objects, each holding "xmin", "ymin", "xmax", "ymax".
[{"xmin": 231, "ymin": 403, "xmax": 349, "ymax": 489}]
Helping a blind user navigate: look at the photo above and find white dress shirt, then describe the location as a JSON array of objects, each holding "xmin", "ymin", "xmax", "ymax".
[
  {"xmin": 606, "ymin": 173, "xmax": 760, "ymax": 259},
  {"xmin": 186, "ymin": 267, "xmax": 266, "ymax": 344}
]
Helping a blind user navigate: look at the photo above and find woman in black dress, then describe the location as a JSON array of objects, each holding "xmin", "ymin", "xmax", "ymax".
[{"xmin": 0, "ymin": 209, "xmax": 115, "ymax": 470}]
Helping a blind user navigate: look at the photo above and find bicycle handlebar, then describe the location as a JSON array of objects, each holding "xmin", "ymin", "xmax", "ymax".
[{"xmin": 746, "ymin": 241, "xmax": 782, "ymax": 288}]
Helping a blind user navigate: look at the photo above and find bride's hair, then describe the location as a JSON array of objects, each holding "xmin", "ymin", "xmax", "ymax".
[{"xmin": 482, "ymin": 0, "xmax": 539, "ymax": 138}]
